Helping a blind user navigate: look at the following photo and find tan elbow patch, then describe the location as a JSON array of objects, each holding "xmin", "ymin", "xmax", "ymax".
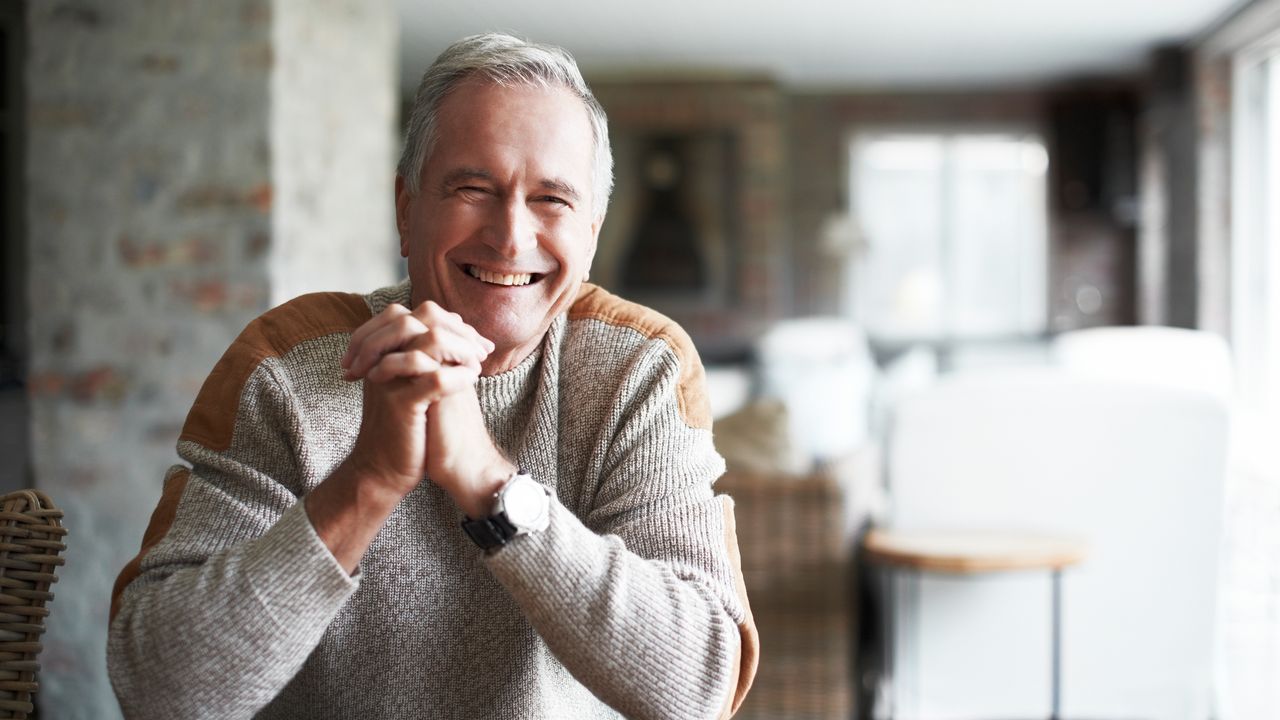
[
  {"xmin": 110, "ymin": 468, "xmax": 191, "ymax": 624},
  {"xmin": 717, "ymin": 494, "xmax": 758, "ymax": 718},
  {"xmin": 569, "ymin": 284, "xmax": 712, "ymax": 430}
]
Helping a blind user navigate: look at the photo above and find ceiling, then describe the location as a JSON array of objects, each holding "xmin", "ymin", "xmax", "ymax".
[{"xmin": 396, "ymin": 0, "xmax": 1245, "ymax": 91}]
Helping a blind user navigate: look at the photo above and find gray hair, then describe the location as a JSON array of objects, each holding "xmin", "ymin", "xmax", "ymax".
[{"xmin": 397, "ymin": 33, "xmax": 614, "ymax": 221}]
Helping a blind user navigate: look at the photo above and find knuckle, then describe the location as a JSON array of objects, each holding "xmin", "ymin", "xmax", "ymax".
[
  {"xmin": 395, "ymin": 315, "xmax": 427, "ymax": 337},
  {"xmin": 413, "ymin": 351, "xmax": 438, "ymax": 372}
]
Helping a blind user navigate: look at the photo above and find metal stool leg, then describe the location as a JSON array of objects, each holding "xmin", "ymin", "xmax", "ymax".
[
  {"xmin": 1050, "ymin": 568, "xmax": 1062, "ymax": 720},
  {"xmin": 882, "ymin": 565, "xmax": 896, "ymax": 720}
]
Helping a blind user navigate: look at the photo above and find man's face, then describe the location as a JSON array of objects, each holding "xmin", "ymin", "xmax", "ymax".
[{"xmin": 397, "ymin": 79, "xmax": 601, "ymax": 374}]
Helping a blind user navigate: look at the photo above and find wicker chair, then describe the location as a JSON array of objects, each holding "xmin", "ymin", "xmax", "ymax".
[
  {"xmin": 0, "ymin": 491, "xmax": 67, "ymax": 719},
  {"xmin": 716, "ymin": 446, "xmax": 882, "ymax": 720}
]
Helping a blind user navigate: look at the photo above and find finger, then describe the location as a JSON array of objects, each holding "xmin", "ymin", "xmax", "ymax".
[
  {"xmin": 366, "ymin": 353, "xmax": 480, "ymax": 400},
  {"xmin": 408, "ymin": 306, "xmax": 491, "ymax": 364},
  {"xmin": 414, "ymin": 301, "xmax": 496, "ymax": 355},
  {"xmin": 348, "ymin": 312, "xmax": 492, "ymax": 381},
  {"xmin": 419, "ymin": 363, "xmax": 482, "ymax": 399},
  {"xmin": 345, "ymin": 314, "xmax": 430, "ymax": 380},
  {"xmin": 364, "ymin": 350, "xmax": 440, "ymax": 384},
  {"xmin": 404, "ymin": 325, "xmax": 488, "ymax": 372},
  {"xmin": 342, "ymin": 304, "xmax": 411, "ymax": 369}
]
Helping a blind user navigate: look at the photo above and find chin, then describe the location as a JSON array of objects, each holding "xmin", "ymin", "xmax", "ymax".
[{"xmin": 474, "ymin": 318, "xmax": 540, "ymax": 355}]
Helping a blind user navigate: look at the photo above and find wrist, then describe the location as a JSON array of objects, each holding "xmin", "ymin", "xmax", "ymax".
[
  {"xmin": 461, "ymin": 469, "xmax": 551, "ymax": 551},
  {"xmin": 305, "ymin": 458, "xmax": 407, "ymax": 574},
  {"xmin": 343, "ymin": 437, "xmax": 428, "ymax": 498},
  {"xmin": 335, "ymin": 455, "xmax": 414, "ymax": 509},
  {"xmin": 452, "ymin": 457, "xmax": 519, "ymax": 519}
]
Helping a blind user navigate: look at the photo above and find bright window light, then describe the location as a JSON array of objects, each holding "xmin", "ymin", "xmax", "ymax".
[{"xmin": 848, "ymin": 131, "xmax": 1049, "ymax": 342}]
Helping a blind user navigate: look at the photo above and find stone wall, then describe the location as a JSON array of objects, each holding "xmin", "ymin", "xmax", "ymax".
[
  {"xmin": 25, "ymin": 1, "xmax": 395, "ymax": 716},
  {"xmin": 270, "ymin": 0, "xmax": 398, "ymax": 305}
]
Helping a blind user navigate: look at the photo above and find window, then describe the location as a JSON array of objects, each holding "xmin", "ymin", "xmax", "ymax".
[
  {"xmin": 1208, "ymin": 16, "xmax": 1280, "ymax": 719},
  {"xmin": 1231, "ymin": 48, "xmax": 1280, "ymax": 425},
  {"xmin": 847, "ymin": 132, "xmax": 1048, "ymax": 343}
]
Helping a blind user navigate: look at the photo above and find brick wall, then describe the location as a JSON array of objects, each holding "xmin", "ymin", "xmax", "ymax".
[
  {"xmin": 25, "ymin": 1, "xmax": 395, "ymax": 716},
  {"xmin": 592, "ymin": 78, "xmax": 789, "ymax": 358}
]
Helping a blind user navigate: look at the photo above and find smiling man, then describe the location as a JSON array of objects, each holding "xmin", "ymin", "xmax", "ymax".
[{"xmin": 107, "ymin": 33, "xmax": 757, "ymax": 720}]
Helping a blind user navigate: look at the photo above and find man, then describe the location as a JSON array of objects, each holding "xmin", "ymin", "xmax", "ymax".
[{"xmin": 107, "ymin": 33, "xmax": 757, "ymax": 719}]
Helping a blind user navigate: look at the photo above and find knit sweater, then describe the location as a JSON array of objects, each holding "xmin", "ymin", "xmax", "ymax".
[{"xmin": 107, "ymin": 280, "xmax": 758, "ymax": 720}]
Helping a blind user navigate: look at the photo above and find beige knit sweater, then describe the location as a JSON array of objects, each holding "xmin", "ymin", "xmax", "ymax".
[{"xmin": 107, "ymin": 280, "xmax": 758, "ymax": 720}]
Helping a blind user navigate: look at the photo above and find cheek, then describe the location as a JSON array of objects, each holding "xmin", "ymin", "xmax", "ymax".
[{"xmin": 546, "ymin": 219, "xmax": 596, "ymax": 261}]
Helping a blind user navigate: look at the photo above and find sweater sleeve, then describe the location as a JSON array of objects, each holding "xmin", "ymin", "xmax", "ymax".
[
  {"xmin": 483, "ymin": 336, "xmax": 758, "ymax": 720},
  {"xmin": 107, "ymin": 343, "xmax": 360, "ymax": 719}
]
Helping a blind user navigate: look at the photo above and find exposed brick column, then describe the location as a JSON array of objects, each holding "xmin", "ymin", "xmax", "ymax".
[{"xmin": 25, "ymin": 1, "xmax": 396, "ymax": 716}]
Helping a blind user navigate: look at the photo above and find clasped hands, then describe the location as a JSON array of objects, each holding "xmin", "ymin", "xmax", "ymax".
[{"xmin": 338, "ymin": 301, "xmax": 515, "ymax": 518}]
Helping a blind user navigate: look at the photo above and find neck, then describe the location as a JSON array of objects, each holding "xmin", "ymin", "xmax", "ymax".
[{"xmin": 480, "ymin": 341, "xmax": 537, "ymax": 377}]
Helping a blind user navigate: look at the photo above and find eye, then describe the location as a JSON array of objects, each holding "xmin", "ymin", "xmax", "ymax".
[
  {"xmin": 536, "ymin": 195, "xmax": 571, "ymax": 207},
  {"xmin": 457, "ymin": 186, "xmax": 490, "ymax": 199}
]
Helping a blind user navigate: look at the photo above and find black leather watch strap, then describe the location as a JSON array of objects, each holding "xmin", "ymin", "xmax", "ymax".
[{"xmin": 461, "ymin": 513, "xmax": 518, "ymax": 550}]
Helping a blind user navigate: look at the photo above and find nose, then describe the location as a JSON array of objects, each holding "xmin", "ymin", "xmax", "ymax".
[{"xmin": 485, "ymin": 197, "xmax": 538, "ymax": 259}]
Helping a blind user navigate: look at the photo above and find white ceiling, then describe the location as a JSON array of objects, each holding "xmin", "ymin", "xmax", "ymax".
[{"xmin": 397, "ymin": 0, "xmax": 1244, "ymax": 90}]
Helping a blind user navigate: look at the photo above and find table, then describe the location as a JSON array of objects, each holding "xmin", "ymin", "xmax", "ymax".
[{"xmin": 862, "ymin": 529, "xmax": 1088, "ymax": 720}]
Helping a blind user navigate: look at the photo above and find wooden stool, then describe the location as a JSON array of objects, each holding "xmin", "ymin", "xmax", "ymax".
[{"xmin": 863, "ymin": 529, "xmax": 1087, "ymax": 720}]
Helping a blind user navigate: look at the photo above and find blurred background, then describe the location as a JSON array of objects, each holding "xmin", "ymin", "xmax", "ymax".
[{"xmin": 2, "ymin": 0, "xmax": 1278, "ymax": 717}]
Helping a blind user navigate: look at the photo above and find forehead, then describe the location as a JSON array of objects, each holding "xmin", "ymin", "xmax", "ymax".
[{"xmin": 428, "ymin": 78, "xmax": 595, "ymax": 185}]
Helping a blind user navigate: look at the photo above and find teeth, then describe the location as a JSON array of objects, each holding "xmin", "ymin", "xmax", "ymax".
[{"xmin": 467, "ymin": 266, "xmax": 533, "ymax": 286}]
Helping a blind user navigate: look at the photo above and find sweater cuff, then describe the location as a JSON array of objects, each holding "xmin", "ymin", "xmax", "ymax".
[
  {"xmin": 244, "ymin": 501, "xmax": 361, "ymax": 624},
  {"xmin": 481, "ymin": 497, "xmax": 604, "ymax": 590}
]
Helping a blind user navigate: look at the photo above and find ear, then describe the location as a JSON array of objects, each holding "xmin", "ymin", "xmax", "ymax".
[
  {"xmin": 395, "ymin": 174, "xmax": 412, "ymax": 258},
  {"xmin": 587, "ymin": 213, "xmax": 603, "ymax": 265}
]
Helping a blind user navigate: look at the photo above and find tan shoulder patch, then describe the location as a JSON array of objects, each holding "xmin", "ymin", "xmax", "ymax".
[
  {"xmin": 110, "ymin": 467, "xmax": 191, "ymax": 624},
  {"xmin": 568, "ymin": 284, "xmax": 712, "ymax": 430},
  {"xmin": 180, "ymin": 292, "xmax": 371, "ymax": 452}
]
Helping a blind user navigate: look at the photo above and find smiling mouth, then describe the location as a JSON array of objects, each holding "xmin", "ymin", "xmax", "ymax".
[{"xmin": 465, "ymin": 265, "xmax": 541, "ymax": 287}]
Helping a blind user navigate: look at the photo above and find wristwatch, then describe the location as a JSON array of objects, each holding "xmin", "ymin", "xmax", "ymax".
[{"xmin": 461, "ymin": 469, "xmax": 550, "ymax": 550}]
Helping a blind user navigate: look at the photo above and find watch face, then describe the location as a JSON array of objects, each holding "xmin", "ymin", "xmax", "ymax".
[{"xmin": 502, "ymin": 476, "xmax": 549, "ymax": 531}]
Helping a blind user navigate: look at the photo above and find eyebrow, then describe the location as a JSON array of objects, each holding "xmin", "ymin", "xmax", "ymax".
[
  {"xmin": 440, "ymin": 167, "xmax": 493, "ymax": 189},
  {"xmin": 439, "ymin": 167, "xmax": 582, "ymax": 204},
  {"xmin": 538, "ymin": 178, "xmax": 581, "ymax": 204}
]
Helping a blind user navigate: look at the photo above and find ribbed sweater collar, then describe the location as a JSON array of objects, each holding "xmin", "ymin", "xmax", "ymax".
[{"xmin": 477, "ymin": 343, "xmax": 541, "ymax": 412}]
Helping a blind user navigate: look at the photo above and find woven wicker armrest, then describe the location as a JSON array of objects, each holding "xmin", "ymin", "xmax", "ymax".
[{"xmin": 0, "ymin": 491, "xmax": 67, "ymax": 719}]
